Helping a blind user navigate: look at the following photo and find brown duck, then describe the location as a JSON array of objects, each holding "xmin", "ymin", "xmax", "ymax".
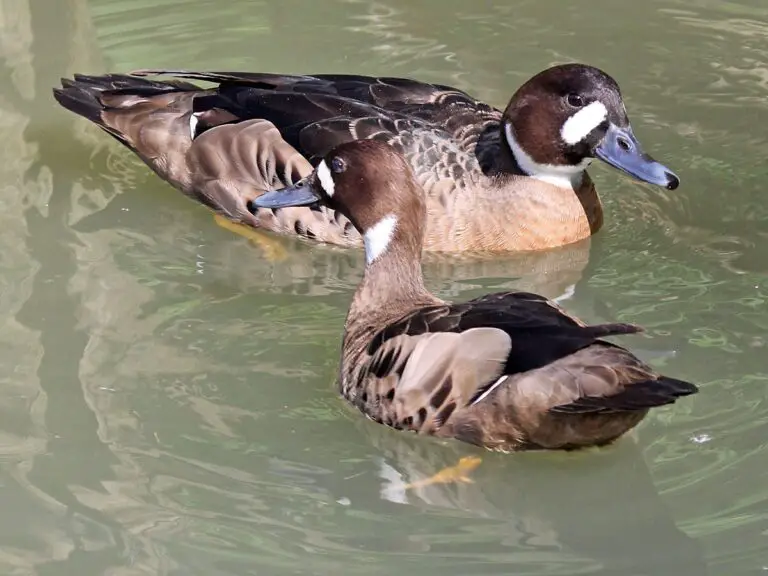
[
  {"xmin": 251, "ymin": 139, "xmax": 697, "ymax": 452},
  {"xmin": 53, "ymin": 64, "xmax": 679, "ymax": 253}
]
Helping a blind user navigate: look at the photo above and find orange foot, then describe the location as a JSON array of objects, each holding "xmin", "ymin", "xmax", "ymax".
[
  {"xmin": 213, "ymin": 215, "xmax": 288, "ymax": 262},
  {"xmin": 403, "ymin": 455, "xmax": 482, "ymax": 490}
]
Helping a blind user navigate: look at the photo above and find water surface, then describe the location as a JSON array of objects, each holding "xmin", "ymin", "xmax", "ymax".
[{"xmin": 1, "ymin": 0, "xmax": 767, "ymax": 574}]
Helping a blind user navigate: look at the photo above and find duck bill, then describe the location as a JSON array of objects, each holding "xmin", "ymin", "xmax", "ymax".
[
  {"xmin": 250, "ymin": 177, "xmax": 321, "ymax": 209},
  {"xmin": 594, "ymin": 124, "xmax": 680, "ymax": 190}
]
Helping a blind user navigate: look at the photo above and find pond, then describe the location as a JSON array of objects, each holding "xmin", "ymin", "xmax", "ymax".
[{"xmin": 1, "ymin": 0, "xmax": 767, "ymax": 573}]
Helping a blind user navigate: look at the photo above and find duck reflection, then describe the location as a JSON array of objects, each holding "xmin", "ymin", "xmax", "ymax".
[
  {"xmin": 341, "ymin": 420, "xmax": 710, "ymax": 575},
  {"xmin": 73, "ymin": 195, "xmax": 594, "ymax": 303}
]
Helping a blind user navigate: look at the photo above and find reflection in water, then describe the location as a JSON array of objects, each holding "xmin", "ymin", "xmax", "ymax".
[
  {"xmin": 362, "ymin": 427, "xmax": 709, "ymax": 575},
  {"xmin": 1, "ymin": 0, "xmax": 767, "ymax": 574},
  {"xmin": 0, "ymin": 0, "xmax": 94, "ymax": 572}
]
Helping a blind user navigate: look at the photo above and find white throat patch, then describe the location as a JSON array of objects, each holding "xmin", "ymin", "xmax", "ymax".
[
  {"xmin": 364, "ymin": 214, "xmax": 397, "ymax": 264},
  {"xmin": 560, "ymin": 101, "xmax": 608, "ymax": 145},
  {"xmin": 316, "ymin": 160, "xmax": 335, "ymax": 197},
  {"xmin": 504, "ymin": 123, "xmax": 591, "ymax": 190}
]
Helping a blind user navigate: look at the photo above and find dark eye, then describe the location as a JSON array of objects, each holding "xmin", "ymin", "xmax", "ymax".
[
  {"xmin": 566, "ymin": 94, "xmax": 585, "ymax": 108},
  {"xmin": 331, "ymin": 157, "xmax": 346, "ymax": 173}
]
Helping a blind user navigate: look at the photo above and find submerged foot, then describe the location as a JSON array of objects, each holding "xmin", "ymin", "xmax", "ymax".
[
  {"xmin": 403, "ymin": 456, "xmax": 482, "ymax": 490},
  {"xmin": 213, "ymin": 215, "xmax": 288, "ymax": 262}
]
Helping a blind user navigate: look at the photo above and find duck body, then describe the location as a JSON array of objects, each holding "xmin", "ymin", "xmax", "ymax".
[
  {"xmin": 53, "ymin": 64, "xmax": 678, "ymax": 253},
  {"xmin": 251, "ymin": 139, "xmax": 698, "ymax": 452},
  {"xmin": 342, "ymin": 289, "xmax": 691, "ymax": 451}
]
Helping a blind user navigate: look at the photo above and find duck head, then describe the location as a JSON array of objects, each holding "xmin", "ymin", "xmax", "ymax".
[
  {"xmin": 502, "ymin": 64, "xmax": 679, "ymax": 191},
  {"xmin": 251, "ymin": 140, "xmax": 426, "ymax": 264}
]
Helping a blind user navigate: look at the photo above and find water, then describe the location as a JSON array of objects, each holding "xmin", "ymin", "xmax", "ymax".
[{"xmin": 1, "ymin": 0, "xmax": 767, "ymax": 573}]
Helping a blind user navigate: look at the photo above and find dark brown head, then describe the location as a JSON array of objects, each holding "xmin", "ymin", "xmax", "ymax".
[
  {"xmin": 502, "ymin": 63, "xmax": 679, "ymax": 190},
  {"xmin": 251, "ymin": 140, "xmax": 426, "ymax": 264}
]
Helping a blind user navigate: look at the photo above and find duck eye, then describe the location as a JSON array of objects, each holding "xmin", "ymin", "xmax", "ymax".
[
  {"xmin": 331, "ymin": 157, "xmax": 346, "ymax": 173},
  {"xmin": 566, "ymin": 94, "xmax": 585, "ymax": 108}
]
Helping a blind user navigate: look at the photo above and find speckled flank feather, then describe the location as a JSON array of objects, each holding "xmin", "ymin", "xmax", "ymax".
[{"xmin": 52, "ymin": 67, "xmax": 610, "ymax": 252}]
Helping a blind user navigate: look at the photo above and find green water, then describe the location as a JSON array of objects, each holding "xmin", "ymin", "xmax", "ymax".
[{"xmin": 2, "ymin": 0, "xmax": 767, "ymax": 573}]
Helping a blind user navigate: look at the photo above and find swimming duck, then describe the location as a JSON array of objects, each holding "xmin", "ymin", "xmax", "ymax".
[
  {"xmin": 252, "ymin": 139, "xmax": 697, "ymax": 451},
  {"xmin": 53, "ymin": 64, "xmax": 679, "ymax": 253}
]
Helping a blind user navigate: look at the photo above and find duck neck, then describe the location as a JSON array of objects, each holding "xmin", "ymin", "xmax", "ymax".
[
  {"xmin": 347, "ymin": 213, "xmax": 435, "ymax": 331},
  {"xmin": 495, "ymin": 121, "xmax": 591, "ymax": 192},
  {"xmin": 494, "ymin": 122, "xmax": 525, "ymax": 176},
  {"xmin": 362, "ymin": 228, "xmax": 429, "ymax": 304}
]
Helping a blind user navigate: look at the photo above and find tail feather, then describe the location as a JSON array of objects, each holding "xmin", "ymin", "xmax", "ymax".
[
  {"xmin": 53, "ymin": 80, "xmax": 106, "ymax": 126},
  {"xmin": 583, "ymin": 322, "xmax": 644, "ymax": 339},
  {"xmin": 53, "ymin": 73, "xmax": 200, "ymax": 144},
  {"xmin": 53, "ymin": 81, "xmax": 131, "ymax": 145},
  {"xmin": 550, "ymin": 375, "xmax": 699, "ymax": 414},
  {"xmin": 53, "ymin": 73, "xmax": 196, "ymax": 118}
]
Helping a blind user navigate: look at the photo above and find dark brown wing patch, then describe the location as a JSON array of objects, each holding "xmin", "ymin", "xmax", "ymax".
[{"xmin": 366, "ymin": 291, "xmax": 643, "ymax": 379}]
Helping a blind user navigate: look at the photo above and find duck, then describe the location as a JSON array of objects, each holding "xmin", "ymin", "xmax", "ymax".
[
  {"xmin": 251, "ymin": 139, "xmax": 698, "ymax": 452},
  {"xmin": 53, "ymin": 64, "xmax": 680, "ymax": 254}
]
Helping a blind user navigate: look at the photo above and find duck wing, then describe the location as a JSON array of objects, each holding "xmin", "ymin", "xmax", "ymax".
[
  {"xmin": 53, "ymin": 73, "xmax": 364, "ymax": 245},
  {"xmin": 357, "ymin": 291, "xmax": 657, "ymax": 432},
  {"xmin": 130, "ymin": 69, "xmax": 503, "ymax": 179},
  {"xmin": 367, "ymin": 291, "xmax": 637, "ymax": 374}
]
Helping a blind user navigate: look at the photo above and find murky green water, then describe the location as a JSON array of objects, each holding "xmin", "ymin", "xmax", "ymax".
[{"xmin": 2, "ymin": 0, "xmax": 767, "ymax": 573}]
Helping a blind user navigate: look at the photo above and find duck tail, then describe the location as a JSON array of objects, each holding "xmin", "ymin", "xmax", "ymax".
[
  {"xmin": 653, "ymin": 375, "xmax": 700, "ymax": 399},
  {"xmin": 550, "ymin": 375, "xmax": 699, "ymax": 414},
  {"xmin": 581, "ymin": 322, "xmax": 644, "ymax": 339},
  {"xmin": 52, "ymin": 73, "xmax": 198, "ymax": 144}
]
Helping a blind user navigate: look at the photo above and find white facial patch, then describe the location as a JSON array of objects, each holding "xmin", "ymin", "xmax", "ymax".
[
  {"xmin": 363, "ymin": 214, "xmax": 397, "ymax": 264},
  {"xmin": 316, "ymin": 160, "xmax": 335, "ymax": 197},
  {"xmin": 189, "ymin": 113, "xmax": 200, "ymax": 139},
  {"xmin": 560, "ymin": 101, "xmax": 608, "ymax": 145},
  {"xmin": 504, "ymin": 123, "xmax": 591, "ymax": 190}
]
